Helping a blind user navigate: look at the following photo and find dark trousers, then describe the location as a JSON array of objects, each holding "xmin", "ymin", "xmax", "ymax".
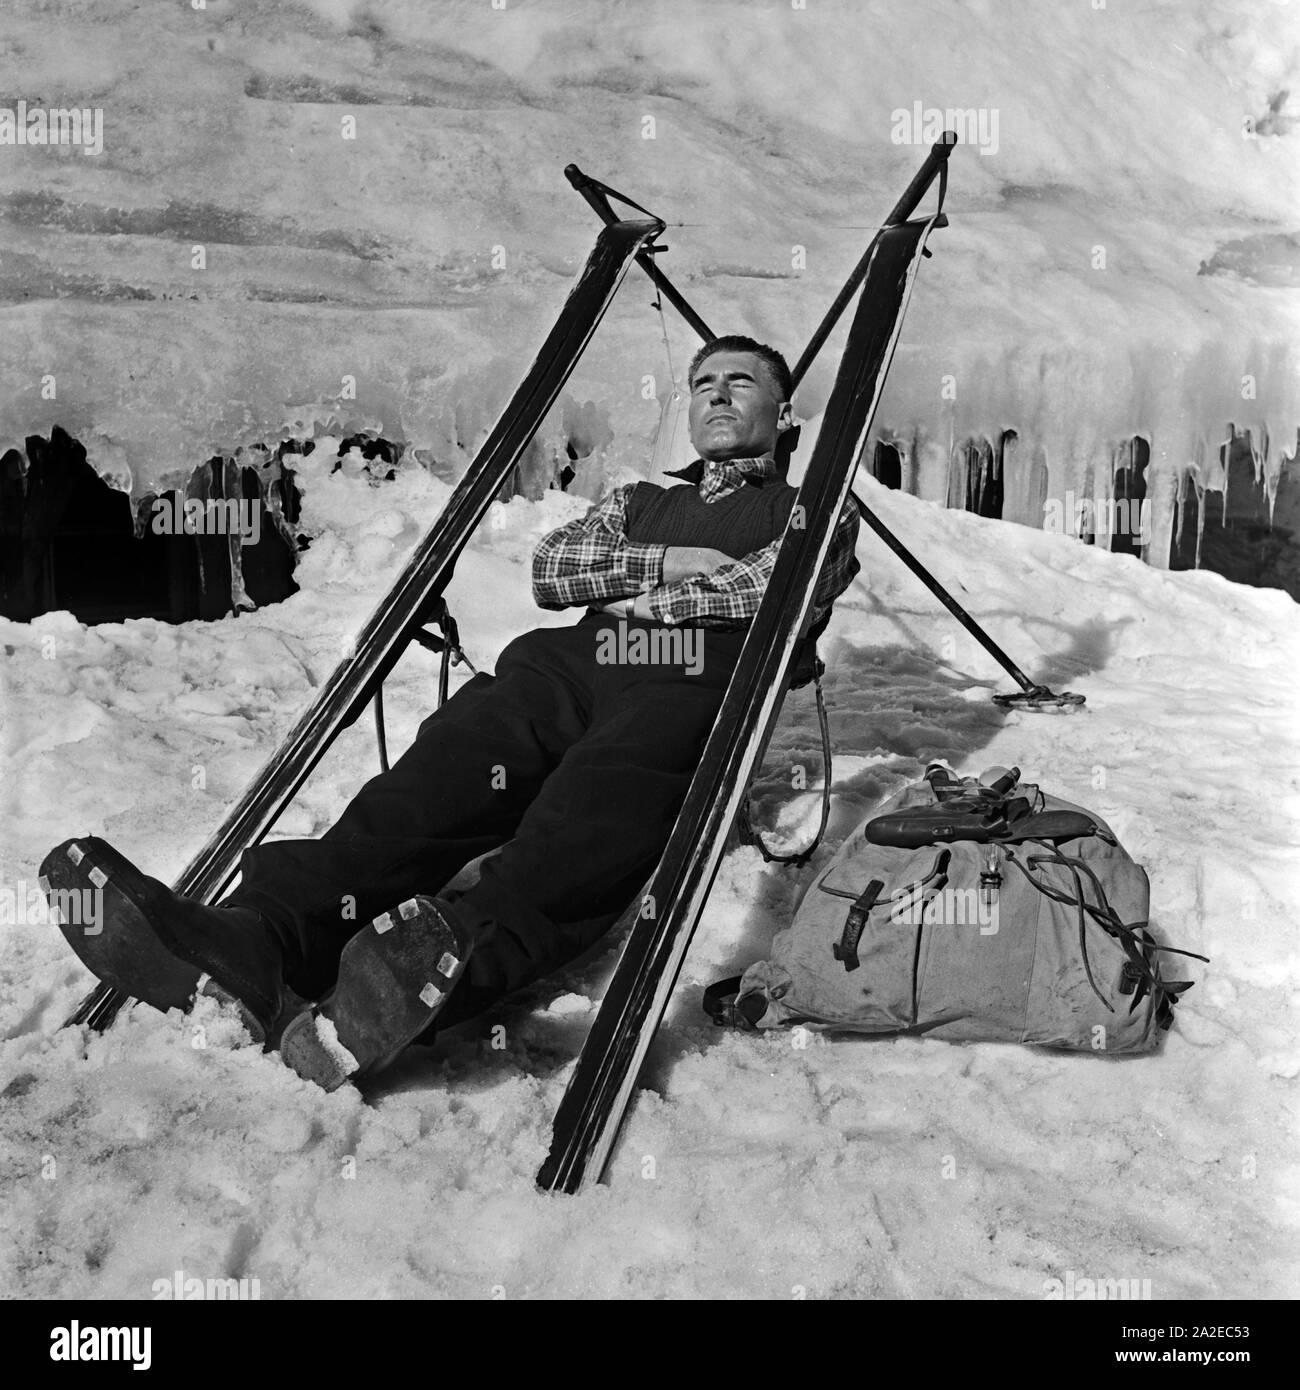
[{"xmin": 224, "ymin": 612, "xmax": 740, "ymax": 1030}]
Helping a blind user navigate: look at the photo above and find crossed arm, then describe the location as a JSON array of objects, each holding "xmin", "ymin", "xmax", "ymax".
[{"xmin": 532, "ymin": 484, "xmax": 861, "ymax": 630}]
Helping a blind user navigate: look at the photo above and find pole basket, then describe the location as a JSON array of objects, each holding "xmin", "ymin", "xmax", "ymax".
[{"xmin": 992, "ymin": 685, "xmax": 1086, "ymax": 711}]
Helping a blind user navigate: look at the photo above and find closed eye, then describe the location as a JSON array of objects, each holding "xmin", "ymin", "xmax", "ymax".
[{"xmin": 691, "ymin": 373, "xmax": 757, "ymax": 392}]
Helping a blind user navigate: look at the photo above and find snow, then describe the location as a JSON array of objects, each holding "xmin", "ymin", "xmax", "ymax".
[
  {"xmin": 2, "ymin": 448, "xmax": 1299, "ymax": 1299},
  {"xmin": 308, "ymin": 1015, "xmax": 360, "ymax": 1081}
]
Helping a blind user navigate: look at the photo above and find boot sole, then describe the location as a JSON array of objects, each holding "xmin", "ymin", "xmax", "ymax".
[
  {"xmin": 40, "ymin": 838, "xmax": 267, "ymax": 1045},
  {"xmin": 280, "ymin": 896, "xmax": 473, "ymax": 1092}
]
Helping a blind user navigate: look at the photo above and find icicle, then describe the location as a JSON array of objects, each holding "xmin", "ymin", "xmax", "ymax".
[
  {"xmin": 224, "ymin": 456, "xmax": 255, "ymax": 613},
  {"xmin": 1193, "ymin": 476, "xmax": 1207, "ymax": 571}
]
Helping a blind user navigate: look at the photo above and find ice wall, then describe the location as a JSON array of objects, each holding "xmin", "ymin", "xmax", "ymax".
[{"xmin": 1, "ymin": 0, "xmax": 1296, "ymax": 568}]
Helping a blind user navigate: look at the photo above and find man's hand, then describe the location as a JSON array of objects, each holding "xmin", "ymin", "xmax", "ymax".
[{"xmin": 662, "ymin": 546, "xmax": 732, "ymax": 584}]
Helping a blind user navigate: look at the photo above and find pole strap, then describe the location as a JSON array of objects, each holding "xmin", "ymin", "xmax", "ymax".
[
  {"xmin": 372, "ymin": 598, "xmax": 478, "ymax": 774},
  {"xmin": 568, "ymin": 169, "xmax": 662, "ymax": 222},
  {"xmin": 737, "ymin": 660, "xmax": 833, "ymax": 868}
]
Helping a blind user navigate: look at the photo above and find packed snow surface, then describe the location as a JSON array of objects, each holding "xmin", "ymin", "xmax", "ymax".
[{"xmin": 2, "ymin": 450, "xmax": 1297, "ymax": 1299}]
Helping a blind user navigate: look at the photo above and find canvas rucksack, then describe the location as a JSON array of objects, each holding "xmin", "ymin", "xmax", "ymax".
[{"xmin": 707, "ymin": 765, "xmax": 1200, "ymax": 1054}]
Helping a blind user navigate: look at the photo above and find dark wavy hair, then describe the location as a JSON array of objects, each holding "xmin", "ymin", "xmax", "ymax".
[{"xmin": 687, "ymin": 335, "xmax": 793, "ymax": 403}]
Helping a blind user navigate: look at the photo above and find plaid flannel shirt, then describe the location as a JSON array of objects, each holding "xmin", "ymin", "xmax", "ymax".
[{"xmin": 532, "ymin": 454, "xmax": 861, "ymax": 630}]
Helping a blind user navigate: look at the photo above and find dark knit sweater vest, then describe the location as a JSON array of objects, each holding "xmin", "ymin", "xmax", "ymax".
[
  {"xmin": 624, "ymin": 477, "xmax": 797, "ymax": 555},
  {"xmin": 619, "ymin": 471, "xmax": 821, "ymax": 685}
]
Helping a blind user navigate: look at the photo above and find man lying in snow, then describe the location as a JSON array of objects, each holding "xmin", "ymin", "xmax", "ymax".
[{"xmin": 44, "ymin": 336, "xmax": 861, "ymax": 1090}]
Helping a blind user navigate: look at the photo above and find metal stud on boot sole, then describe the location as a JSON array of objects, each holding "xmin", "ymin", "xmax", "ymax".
[{"xmin": 38, "ymin": 837, "xmax": 272, "ymax": 1046}]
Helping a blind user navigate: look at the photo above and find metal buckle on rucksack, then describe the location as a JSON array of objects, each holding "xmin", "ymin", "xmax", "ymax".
[{"xmin": 1117, "ymin": 959, "xmax": 1144, "ymax": 996}]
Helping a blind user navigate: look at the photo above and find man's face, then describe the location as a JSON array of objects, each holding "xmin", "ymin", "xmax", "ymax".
[{"xmin": 687, "ymin": 350, "xmax": 792, "ymax": 462}]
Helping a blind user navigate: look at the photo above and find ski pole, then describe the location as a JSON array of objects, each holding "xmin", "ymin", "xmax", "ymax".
[{"xmin": 853, "ymin": 507, "xmax": 1064, "ymax": 704}]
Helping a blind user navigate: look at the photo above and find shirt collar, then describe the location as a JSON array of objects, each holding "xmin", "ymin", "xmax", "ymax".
[{"xmin": 665, "ymin": 454, "xmax": 779, "ymax": 486}]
